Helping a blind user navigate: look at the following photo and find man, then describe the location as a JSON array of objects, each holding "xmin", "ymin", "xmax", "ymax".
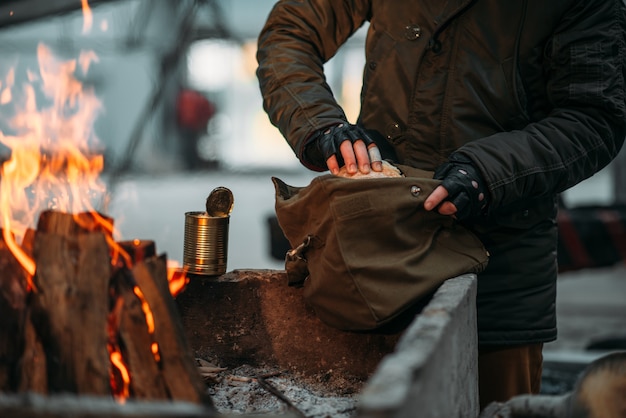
[{"xmin": 255, "ymin": 0, "xmax": 626, "ymax": 409}]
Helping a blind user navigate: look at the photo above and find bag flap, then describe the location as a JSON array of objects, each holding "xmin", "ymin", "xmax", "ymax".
[{"xmin": 271, "ymin": 166, "xmax": 489, "ymax": 331}]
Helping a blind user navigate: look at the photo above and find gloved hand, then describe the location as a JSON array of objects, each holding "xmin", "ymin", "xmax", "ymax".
[
  {"xmin": 431, "ymin": 153, "xmax": 489, "ymax": 220},
  {"xmin": 304, "ymin": 123, "xmax": 379, "ymax": 170}
]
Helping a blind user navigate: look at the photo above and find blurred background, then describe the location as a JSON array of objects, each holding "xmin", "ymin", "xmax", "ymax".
[
  {"xmin": 0, "ymin": 0, "xmax": 625, "ymax": 393},
  {"xmin": 0, "ymin": 0, "xmax": 370, "ymax": 270}
]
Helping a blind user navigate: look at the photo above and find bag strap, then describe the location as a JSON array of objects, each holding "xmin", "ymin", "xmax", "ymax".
[{"xmin": 285, "ymin": 235, "xmax": 312, "ymax": 286}]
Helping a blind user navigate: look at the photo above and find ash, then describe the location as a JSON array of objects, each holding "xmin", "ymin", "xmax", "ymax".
[{"xmin": 206, "ymin": 364, "xmax": 359, "ymax": 417}]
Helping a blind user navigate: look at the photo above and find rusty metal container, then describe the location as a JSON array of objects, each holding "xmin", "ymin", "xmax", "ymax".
[{"xmin": 183, "ymin": 211, "xmax": 229, "ymax": 276}]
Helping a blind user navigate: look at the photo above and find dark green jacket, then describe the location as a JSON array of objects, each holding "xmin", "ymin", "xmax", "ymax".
[{"xmin": 256, "ymin": 0, "xmax": 626, "ymax": 345}]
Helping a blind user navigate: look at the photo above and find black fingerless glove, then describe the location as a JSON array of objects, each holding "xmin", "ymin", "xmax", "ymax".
[
  {"xmin": 303, "ymin": 123, "xmax": 376, "ymax": 169},
  {"xmin": 433, "ymin": 153, "xmax": 489, "ymax": 220}
]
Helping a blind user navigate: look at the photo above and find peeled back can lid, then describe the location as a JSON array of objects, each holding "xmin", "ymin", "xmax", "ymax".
[{"xmin": 205, "ymin": 187, "xmax": 234, "ymax": 217}]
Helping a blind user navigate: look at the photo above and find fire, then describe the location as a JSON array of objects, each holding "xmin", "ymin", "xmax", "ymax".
[
  {"xmin": 167, "ymin": 260, "xmax": 190, "ymax": 297},
  {"xmin": 0, "ymin": 4, "xmax": 188, "ymax": 400},
  {"xmin": 110, "ymin": 351, "xmax": 130, "ymax": 402},
  {"xmin": 107, "ymin": 293, "xmax": 130, "ymax": 401},
  {"xmin": 0, "ymin": 43, "xmax": 105, "ymax": 290},
  {"xmin": 81, "ymin": 0, "xmax": 94, "ymax": 34},
  {"xmin": 133, "ymin": 286, "xmax": 155, "ymax": 335}
]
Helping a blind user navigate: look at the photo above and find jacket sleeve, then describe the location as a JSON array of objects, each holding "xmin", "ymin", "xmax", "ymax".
[
  {"xmin": 256, "ymin": 0, "xmax": 371, "ymax": 170},
  {"xmin": 459, "ymin": 0, "xmax": 626, "ymax": 211}
]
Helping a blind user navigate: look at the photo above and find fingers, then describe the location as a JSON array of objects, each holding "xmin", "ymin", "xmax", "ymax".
[
  {"xmin": 438, "ymin": 201, "xmax": 458, "ymax": 216},
  {"xmin": 327, "ymin": 140, "xmax": 380, "ymax": 175},
  {"xmin": 424, "ymin": 185, "xmax": 459, "ymax": 216},
  {"xmin": 326, "ymin": 154, "xmax": 341, "ymax": 175},
  {"xmin": 325, "ymin": 140, "xmax": 358, "ymax": 174},
  {"xmin": 424, "ymin": 185, "xmax": 448, "ymax": 211},
  {"xmin": 341, "ymin": 139, "xmax": 362, "ymax": 174},
  {"xmin": 368, "ymin": 144, "xmax": 383, "ymax": 172}
]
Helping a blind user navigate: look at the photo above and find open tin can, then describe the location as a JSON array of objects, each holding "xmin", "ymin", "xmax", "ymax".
[{"xmin": 183, "ymin": 211, "xmax": 229, "ymax": 276}]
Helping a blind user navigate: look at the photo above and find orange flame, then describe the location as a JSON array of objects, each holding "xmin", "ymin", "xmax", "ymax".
[
  {"xmin": 132, "ymin": 285, "xmax": 162, "ymax": 365},
  {"xmin": 0, "ymin": 6, "xmax": 184, "ymax": 399},
  {"xmin": 81, "ymin": 0, "xmax": 93, "ymax": 34},
  {"xmin": 0, "ymin": 43, "xmax": 105, "ymax": 288},
  {"xmin": 0, "ymin": 38, "xmax": 137, "ymax": 400},
  {"xmin": 167, "ymin": 260, "xmax": 189, "ymax": 297},
  {"xmin": 133, "ymin": 286, "xmax": 155, "ymax": 334},
  {"xmin": 110, "ymin": 351, "xmax": 130, "ymax": 402},
  {"xmin": 107, "ymin": 296, "xmax": 130, "ymax": 401},
  {"xmin": 151, "ymin": 342, "xmax": 161, "ymax": 363}
]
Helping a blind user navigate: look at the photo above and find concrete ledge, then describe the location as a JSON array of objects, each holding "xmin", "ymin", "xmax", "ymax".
[{"xmin": 356, "ymin": 274, "xmax": 479, "ymax": 418}]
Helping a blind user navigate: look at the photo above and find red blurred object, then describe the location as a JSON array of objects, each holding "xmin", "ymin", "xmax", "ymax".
[{"xmin": 176, "ymin": 89, "xmax": 215, "ymax": 132}]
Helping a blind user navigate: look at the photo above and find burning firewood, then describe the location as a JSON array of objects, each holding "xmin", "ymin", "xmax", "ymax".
[
  {"xmin": 114, "ymin": 268, "xmax": 168, "ymax": 400},
  {"xmin": 0, "ymin": 25, "xmax": 216, "ymax": 414},
  {"xmin": 0, "ymin": 210, "xmax": 214, "ymax": 409},
  {"xmin": 0, "ymin": 230, "xmax": 29, "ymax": 392},
  {"xmin": 129, "ymin": 255, "xmax": 212, "ymax": 405},
  {"xmin": 0, "ymin": 228, "xmax": 48, "ymax": 394},
  {"xmin": 29, "ymin": 211, "xmax": 112, "ymax": 395}
]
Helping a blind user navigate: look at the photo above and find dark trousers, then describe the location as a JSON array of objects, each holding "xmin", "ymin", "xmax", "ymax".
[{"xmin": 478, "ymin": 343, "xmax": 544, "ymax": 410}]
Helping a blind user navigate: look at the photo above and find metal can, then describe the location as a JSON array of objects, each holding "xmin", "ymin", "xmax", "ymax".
[{"xmin": 183, "ymin": 211, "xmax": 229, "ymax": 276}]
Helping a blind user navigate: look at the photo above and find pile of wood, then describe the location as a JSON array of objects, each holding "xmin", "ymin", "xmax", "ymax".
[{"xmin": 0, "ymin": 210, "xmax": 214, "ymax": 413}]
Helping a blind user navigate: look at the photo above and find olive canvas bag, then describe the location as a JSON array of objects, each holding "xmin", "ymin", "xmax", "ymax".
[{"xmin": 271, "ymin": 165, "xmax": 489, "ymax": 331}]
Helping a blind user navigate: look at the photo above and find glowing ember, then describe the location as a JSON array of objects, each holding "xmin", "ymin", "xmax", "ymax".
[
  {"xmin": 168, "ymin": 260, "xmax": 190, "ymax": 296},
  {"xmin": 133, "ymin": 285, "xmax": 162, "ymax": 364},
  {"xmin": 110, "ymin": 351, "xmax": 130, "ymax": 402},
  {"xmin": 151, "ymin": 342, "xmax": 161, "ymax": 363},
  {"xmin": 133, "ymin": 286, "xmax": 155, "ymax": 335}
]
